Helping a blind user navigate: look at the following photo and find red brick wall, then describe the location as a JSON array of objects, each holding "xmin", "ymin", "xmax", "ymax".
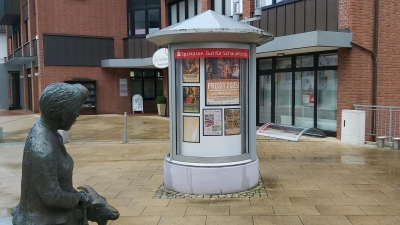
[
  {"xmin": 376, "ymin": 1, "xmax": 400, "ymax": 106},
  {"xmin": 242, "ymin": 0, "xmax": 254, "ymax": 19},
  {"xmin": 337, "ymin": 0, "xmax": 400, "ymax": 138},
  {"xmin": 201, "ymin": 0, "xmax": 212, "ymax": 12},
  {"xmin": 161, "ymin": 0, "xmax": 169, "ymax": 28},
  {"xmin": 336, "ymin": 0, "xmax": 375, "ymax": 138},
  {"xmin": 33, "ymin": 0, "xmax": 128, "ymax": 114},
  {"xmin": 41, "ymin": 66, "xmax": 131, "ymax": 114}
]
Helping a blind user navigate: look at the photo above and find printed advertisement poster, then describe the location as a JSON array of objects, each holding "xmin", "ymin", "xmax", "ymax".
[
  {"xmin": 183, "ymin": 86, "xmax": 200, "ymax": 113},
  {"xmin": 182, "ymin": 58, "xmax": 200, "ymax": 83},
  {"xmin": 203, "ymin": 109, "xmax": 222, "ymax": 136},
  {"xmin": 302, "ymin": 73, "xmax": 314, "ymax": 106},
  {"xmin": 119, "ymin": 78, "xmax": 128, "ymax": 97},
  {"xmin": 224, "ymin": 108, "xmax": 240, "ymax": 135},
  {"xmin": 183, "ymin": 116, "xmax": 200, "ymax": 143},
  {"xmin": 205, "ymin": 58, "xmax": 240, "ymax": 105}
]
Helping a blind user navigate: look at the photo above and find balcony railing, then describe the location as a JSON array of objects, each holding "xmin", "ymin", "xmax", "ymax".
[
  {"xmin": 23, "ymin": 42, "xmax": 30, "ymax": 56},
  {"xmin": 14, "ymin": 47, "xmax": 22, "ymax": 57}
]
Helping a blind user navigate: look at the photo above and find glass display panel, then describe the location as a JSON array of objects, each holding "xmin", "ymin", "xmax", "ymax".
[
  {"xmin": 317, "ymin": 70, "xmax": 338, "ymax": 131},
  {"xmin": 275, "ymin": 72, "xmax": 292, "ymax": 125}
]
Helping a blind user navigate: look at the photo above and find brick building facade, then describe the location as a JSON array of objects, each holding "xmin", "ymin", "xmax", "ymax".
[{"xmin": 0, "ymin": 0, "xmax": 398, "ymax": 139}]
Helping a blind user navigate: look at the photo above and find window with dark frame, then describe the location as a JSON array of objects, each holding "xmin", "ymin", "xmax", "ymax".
[
  {"xmin": 24, "ymin": 20, "xmax": 29, "ymax": 43},
  {"xmin": 13, "ymin": 27, "xmax": 21, "ymax": 49},
  {"xmin": 211, "ymin": 0, "xmax": 233, "ymax": 16},
  {"xmin": 127, "ymin": 0, "xmax": 160, "ymax": 37},
  {"xmin": 168, "ymin": 0, "xmax": 200, "ymax": 25},
  {"xmin": 130, "ymin": 69, "xmax": 163, "ymax": 99}
]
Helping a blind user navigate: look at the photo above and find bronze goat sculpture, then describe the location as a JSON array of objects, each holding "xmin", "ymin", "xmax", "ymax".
[{"xmin": 77, "ymin": 185, "xmax": 120, "ymax": 225}]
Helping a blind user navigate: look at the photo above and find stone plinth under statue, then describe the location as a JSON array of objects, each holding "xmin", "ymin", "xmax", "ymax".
[{"xmin": 147, "ymin": 10, "xmax": 273, "ymax": 195}]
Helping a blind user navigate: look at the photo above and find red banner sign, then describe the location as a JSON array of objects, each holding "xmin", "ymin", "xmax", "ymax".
[{"xmin": 175, "ymin": 48, "xmax": 249, "ymax": 59}]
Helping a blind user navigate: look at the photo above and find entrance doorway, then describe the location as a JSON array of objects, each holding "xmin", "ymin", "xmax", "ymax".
[
  {"xmin": 8, "ymin": 72, "xmax": 21, "ymax": 110},
  {"xmin": 256, "ymin": 52, "xmax": 338, "ymax": 137}
]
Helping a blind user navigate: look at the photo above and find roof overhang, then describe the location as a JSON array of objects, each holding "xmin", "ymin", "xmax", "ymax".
[
  {"xmin": 146, "ymin": 10, "xmax": 274, "ymax": 47},
  {"xmin": 256, "ymin": 31, "xmax": 352, "ymax": 57},
  {"xmin": 4, "ymin": 56, "xmax": 37, "ymax": 66},
  {"xmin": 101, "ymin": 57, "xmax": 156, "ymax": 69}
]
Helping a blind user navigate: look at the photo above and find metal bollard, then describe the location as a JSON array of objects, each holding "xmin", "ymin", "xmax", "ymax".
[
  {"xmin": 123, "ymin": 112, "xmax": 128, "ymax": 143},
  {"xmin": 393, "ymin": 137, "xmax": 400, "ymax": 150},
  {"xmin": 377, "ymin": 136, "xmax": 386, "ymax": 148},
  {"xmin": 0, "ymin": 127, "xmax": 3, "ymax": 143}
]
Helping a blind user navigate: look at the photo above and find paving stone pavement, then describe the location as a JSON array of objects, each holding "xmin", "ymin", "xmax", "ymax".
[{"xmin": 2, "ymin": 115, "xmax": 400, "ymax": 225}]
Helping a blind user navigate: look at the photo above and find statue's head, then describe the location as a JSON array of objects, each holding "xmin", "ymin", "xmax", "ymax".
[{"xmin": 39, "ymin": 83, "xmax": 89, "ymax": 131}]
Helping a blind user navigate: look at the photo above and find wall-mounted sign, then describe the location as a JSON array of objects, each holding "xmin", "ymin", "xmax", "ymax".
[
  {"xmin": 175, "ymin": 48, "xmax": 249, "ymax": 59},
  {"xmin": 119, "ymin": 78, "xmax": 128, "ymax": 97},
  {"xmin": 152, "ymin": 48, "xmax": 169, "ymax": 68}
]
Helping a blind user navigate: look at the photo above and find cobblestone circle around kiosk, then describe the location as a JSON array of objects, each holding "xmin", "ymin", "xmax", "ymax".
[{"xmin": 153, "ymin": 176, "xmax": 267, "ymax": 199}]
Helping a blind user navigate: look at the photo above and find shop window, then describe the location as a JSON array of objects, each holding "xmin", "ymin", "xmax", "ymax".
[
  {"xmin": 259, "ymin": 59, "xmax": 272, "ymax": 70},
  {"xmin": 296, "ymin": 55, "xmax": 313, "ymax": 68},
  {"xmin": 130, "ymin": 69, "xmax": 163, "ymax": 99},
  {"xmin": 128, "ymin": 0, "xmax": 160, "ymax": 36},
  {"xmin": 257, "ymin": 52, "xmax": 338, "ymax": 135},
  {"xmin": 169, "ymin": 0, "xmax": 200, "ymax": 25},
  {"xmin": 276, "ymin": 57, "xmax": 291, "ymax": 69},
  {"xmin": 319, "ymin": 53, "xmax": 338, "ymax": 66},
  {"xmin": 317, "ymin": 70, "xmax": 337, "ymax": 131}
]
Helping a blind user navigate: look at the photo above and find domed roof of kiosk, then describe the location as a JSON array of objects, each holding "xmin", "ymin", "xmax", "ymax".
[{"xmin": 146, "ymin": 10, "xmax": 274, "ymax": 47}]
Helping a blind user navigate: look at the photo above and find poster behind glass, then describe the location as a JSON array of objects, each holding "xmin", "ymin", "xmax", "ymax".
[
  {"xmin": 183, "ymin": 116, "xmax": 200, "ymax": 143},
  {"xmin": 183, "ymin": 86, "xmax": 200, "ymax": 113},
  {"xmin": 205, "ymin": 58, "xmax": 240, "ymax": 106},
  {"xmin": 224, "ymin": 108, "xmax": 240, "ymax": 135},
  {"xmin": 302, "ymin": 72, "xmax": 314, "ymax": 106},
  {"xmin": 203, "ymin": 109, "xmax": 222, "ymax": 136},
  {"xmin": 182, "ymin": 58, "xmax": 200, "ymax": 83}
]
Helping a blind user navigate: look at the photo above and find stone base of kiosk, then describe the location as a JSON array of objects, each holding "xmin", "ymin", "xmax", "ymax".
[{"xmin": 164, "ymin": 157, "xmax": 259, "ymax": 195}]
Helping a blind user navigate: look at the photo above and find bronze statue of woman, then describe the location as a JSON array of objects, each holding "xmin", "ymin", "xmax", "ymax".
[{"xmin": 12, "ymin": 83, "xmax": 90, "ymax": 225}]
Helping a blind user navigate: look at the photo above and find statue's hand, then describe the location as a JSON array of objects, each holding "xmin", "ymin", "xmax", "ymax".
[{"xmin": 78, "ymin": 191, "xmax": 88, "ymax": 204}]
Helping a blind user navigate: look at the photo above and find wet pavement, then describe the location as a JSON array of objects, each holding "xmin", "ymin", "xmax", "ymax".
[
  {"xmin": 0, "ymin": 113, "xmax": 169, "ymax": 143},
  {"xmin": 2, "ymin": 114, "xmax": 400, "ymax": 224}
]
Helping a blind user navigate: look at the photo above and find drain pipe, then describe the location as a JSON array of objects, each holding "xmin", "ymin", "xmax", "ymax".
[{"xmin": 372, "ymin": 0, "xmax": 379, "ymax": 141}]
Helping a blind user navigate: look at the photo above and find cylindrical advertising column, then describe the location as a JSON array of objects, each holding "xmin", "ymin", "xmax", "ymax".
[
  {"xmin": 163, "ymin": 42, "xmax": 259, "ymax": 194},
  {"xmin": 146, "ymin": 10, "xmax": 274, "ymax": 195}
]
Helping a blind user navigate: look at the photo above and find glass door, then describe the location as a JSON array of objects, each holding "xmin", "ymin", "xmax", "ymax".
[
  {"xmin": 317, "ymin": 70, "xmax": 337, "ymax": 133},
  {"xmin": 275, "ymin": 72, "xmax": 292, "ymax": 125},
  {"xmin": 294, "ymin": 71, "xmax": 315, "ymax": 128},
  {"xmin": 258, "ymin": 75, "xmax": 272, "ymax": 124},
  {"xmin": 8, "ymin": 72, "xmax": 21, "ymax": 110}
]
